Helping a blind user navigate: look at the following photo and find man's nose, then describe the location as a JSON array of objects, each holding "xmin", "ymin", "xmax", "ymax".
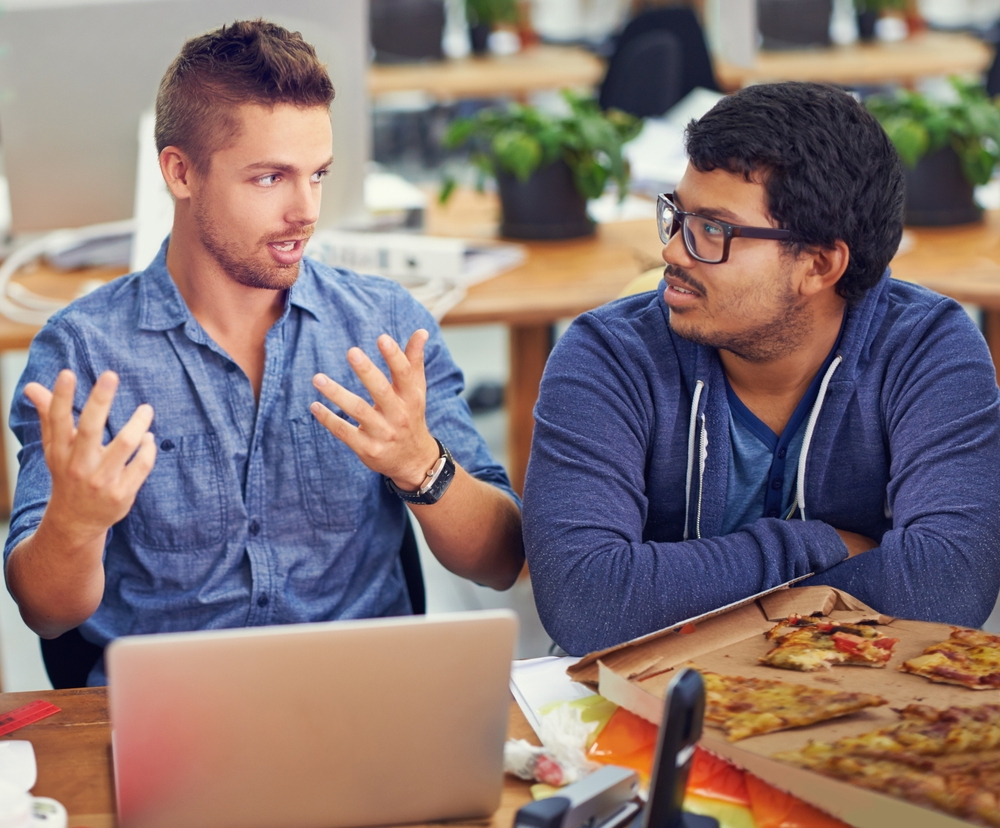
[
  {"xmin": 662, "ymin": 225, "xmax": 694, "ymax": 267},
  {"xmin": 287, "ymin": 177, "xmax": 321, "ymax": 226}
]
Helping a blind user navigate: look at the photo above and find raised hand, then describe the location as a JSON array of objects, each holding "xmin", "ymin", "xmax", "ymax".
[
  {"xmin": 310, "ymin": 331, "xmax": 441, "ymax": 491},
  {"xmin": 24, "ymin": 369, "xmax": 157, "ymax": 542}
]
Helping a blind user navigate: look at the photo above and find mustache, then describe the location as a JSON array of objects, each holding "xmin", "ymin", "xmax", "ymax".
[
  {"xmin": 664, "ymin": 264, "xmax": 707, "ymax": 296},
  {"xmin": 262, "ymin": 225, "xmax": 315, "ymax": 245}
]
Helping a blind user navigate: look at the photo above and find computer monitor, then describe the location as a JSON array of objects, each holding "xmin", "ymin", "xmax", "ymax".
[{"xmin": 0, "ymin": 0, "xmax": 370, "ymax": 235}]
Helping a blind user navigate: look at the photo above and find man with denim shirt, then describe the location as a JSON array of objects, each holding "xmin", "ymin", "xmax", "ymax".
[{"xmin": 3, "ymin": 21, "xmax": 523, "ymax": 684}]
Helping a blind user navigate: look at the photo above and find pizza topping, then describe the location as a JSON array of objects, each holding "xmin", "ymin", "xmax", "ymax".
[
  {"xmin": 901, "ymin": 628, "xmax": 1000, "ymax": 690},
  {"xmin": 699, "ymin": 670, "xmax": 886, "ymax": 741},
  {"xmin": 759, "ymin": 615, "xmax": 898, "ymax": 672}
]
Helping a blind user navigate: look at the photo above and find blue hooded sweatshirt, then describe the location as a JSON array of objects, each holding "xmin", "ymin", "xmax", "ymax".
[{"xmin": 523, "ymin": 276, "xmax": 1000, "ymax": 656}]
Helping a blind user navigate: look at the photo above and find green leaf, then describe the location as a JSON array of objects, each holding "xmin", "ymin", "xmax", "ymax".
[
  {"xmin": 572, "ymin": 157, "xmax": 608, "ymax": 200},
  {"xmin": 883, "ymin": 118, "xmax": 929, "ymax": 167},
  {"xmin": 492, "ymin": 130, "xmax": 543, "ymax": 180},
  {"xmin": 437, "ymin": 88, "xmax": 642, "ymax": 199},
  {"xmin": 438, "ymin": 176, "xmax": 457, "ymax": 204}
]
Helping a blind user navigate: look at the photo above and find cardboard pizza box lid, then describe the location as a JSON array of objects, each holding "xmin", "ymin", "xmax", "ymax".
[{"xmin": 567, "ymin": 583, "xmax": 887, "ymax": 687}]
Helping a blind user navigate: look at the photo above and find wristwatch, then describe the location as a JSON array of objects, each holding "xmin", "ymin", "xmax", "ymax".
[{"xmin": 384, "ymin": 439, "xmax": 456, "ymax": 505}]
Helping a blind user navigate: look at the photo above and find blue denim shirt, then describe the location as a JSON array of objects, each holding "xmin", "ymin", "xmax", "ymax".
[{"xmin": 5, "ymin": 241, "xmax": 515, "ymax": 684}]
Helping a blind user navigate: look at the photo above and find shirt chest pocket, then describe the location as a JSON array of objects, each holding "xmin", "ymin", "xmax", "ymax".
[
  {"xmin": 290, "ymin": 416, "xmax": 378, "ymax": 532},
  {"xmin": 129, "ymin": 433, "xmax": 227, "ymax": 551}
]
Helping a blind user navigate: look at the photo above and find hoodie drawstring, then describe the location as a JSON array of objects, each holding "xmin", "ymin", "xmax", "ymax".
[
  {"xmin": 683, "ymin": 380, "xmax": 705, "ymax": 541},
  {"xmin": 795, "ymin": 355, "xmax": 842, "ymax": 522}
]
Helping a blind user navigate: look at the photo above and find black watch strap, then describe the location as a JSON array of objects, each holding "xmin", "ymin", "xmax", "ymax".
[{"xmin": 384, "ymin": 439, "xmax": 456, "ymax": 505}]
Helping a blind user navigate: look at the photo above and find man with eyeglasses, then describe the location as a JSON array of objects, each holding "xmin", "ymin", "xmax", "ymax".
[{"xmin": 522, "ymin": 82, "xmax": 1000, "ymax": 655}]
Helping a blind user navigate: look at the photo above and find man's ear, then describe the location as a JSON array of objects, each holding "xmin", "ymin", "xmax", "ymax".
[
  {"xmin": 799, "ymin": 240, "xmax": 850, "ymax": 297},
  {"xmin": 160, "ymin": 146, "xmax": 195, "ymax": 200}
]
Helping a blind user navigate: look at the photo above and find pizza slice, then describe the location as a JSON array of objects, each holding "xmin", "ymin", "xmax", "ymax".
[
  {"xmin": 759, "ymin": 614, "xmax": 899, "ymax": 672},
  {"xmin": 776, "ymin": 703, "xmax": 1000, "ymax": 827},
  {"xmin": 700, "ymin": 670, "xmax": 887, "ymax": 741},
  {"xmin": 901, "ymin": 628, "xmax": 1000, "ymax": 690}
]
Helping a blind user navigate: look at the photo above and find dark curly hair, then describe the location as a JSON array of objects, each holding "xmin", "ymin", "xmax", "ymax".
[
  {"xmin": 155, "ymin": 19, "xmax": 335, "ymax": 171},
  {"xmin": 685, "ymin": 83, "xmax": 904, "ymax": 304}
]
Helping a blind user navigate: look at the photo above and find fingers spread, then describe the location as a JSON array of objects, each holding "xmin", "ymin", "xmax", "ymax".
[
  {"xmin": 310, "ymin": 401, "xmax": 370, "ymax": 455},
  {"xmin": 76, "ymin": 371, "xmax": 118, "ymax": 446},
  {"xmin": 347, "ymin": 347, "xmax": 399, "ymax": 417},
  {"xmin": 101, "ymin": 403, "xmax": 155, "ymax": 471},
  {"xmin": 46, "ymin": 370, "xmax": 80, "ymax": 453},
  {"xmin": 381, "ymin": 333, "xmax": 419, "ymax": 397},
  {"xmin": 312, "ymin": 374, "xmax": 384, "ymax": 434},
  {"xmin": 120, "ymin": 432, "xmax": 158, "ymax": 495}
]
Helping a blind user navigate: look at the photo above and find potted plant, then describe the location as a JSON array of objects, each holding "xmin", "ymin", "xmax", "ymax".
[
  {"xmin": 465, "ymin": 0, "xmax": 517, "ymax": 55},
  {"xmin": 853, "ymin": 0, "xmax": 906, "ymax": 42},
  {"xmin": 440, "ymin": 90, "xmax": 641, "ymax": 240},
  {"xmin": 866, "ymin": 77, "xmax": 1000, "ymax": 225}
]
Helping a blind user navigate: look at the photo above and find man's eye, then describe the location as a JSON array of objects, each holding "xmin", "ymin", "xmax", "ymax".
[
  {"xmin": 702, "ymin": 222, "xmax": 723, "ymax": 236},
  {"xmin": 311, "ymin": 169, "xmax": 330, "ymax": 183},
  {"xmin": 257, "ymin": 174, "xmax": 280, "ymax": 187}
]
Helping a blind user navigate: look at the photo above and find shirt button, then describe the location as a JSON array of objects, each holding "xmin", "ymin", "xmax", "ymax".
[
  {"xmin": 777, "ymin": 448, "xmax": 787, "ymax": 459},
  {"xmin": 249, "ymin": 520, "xmax": 261, "ymax": 536},
  {"xmin": 771, "ymin": 478, "xmax": 783, "ymax": 490},
  {"xmin": 225, "ymin": 362, "xmax": 238, "ymax": 373},
  {"xmin": 257, "ymin": 594, "xmax": 269, "ymax": 608},
  {"xmin": 160, "ymin": 439, "xmax": 175, "ymax": 451}
]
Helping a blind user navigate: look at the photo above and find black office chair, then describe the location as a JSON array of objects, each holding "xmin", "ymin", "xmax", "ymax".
[
  {"xmin": 601, "ymin": 7, "xmax": 720, "ymax": 114},
  {"xmin": 599, "ymin": 29, "xmax": 685, "ymax": 118},
  {"xmin": 40, "ymin": 520, "xmax": 426, "ymax": 689}
]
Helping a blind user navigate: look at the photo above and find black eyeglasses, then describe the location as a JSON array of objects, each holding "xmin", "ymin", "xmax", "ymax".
[{"xmin": 657, "ymin": 193, "xmax": 792, "ymax": 264}]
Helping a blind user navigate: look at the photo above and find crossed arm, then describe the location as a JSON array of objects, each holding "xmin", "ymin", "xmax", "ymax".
[{"xmin": 7, "ymin": 330, "xmax": 523, "ymax": 639}]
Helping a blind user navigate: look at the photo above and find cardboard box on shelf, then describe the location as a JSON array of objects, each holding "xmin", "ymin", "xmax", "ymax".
[{"xmin": 567, "ymin": 585, "xmax": 988, "ymax": 828}]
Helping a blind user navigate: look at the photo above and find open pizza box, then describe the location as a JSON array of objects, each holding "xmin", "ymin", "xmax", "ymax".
[{"xmin": 567, "ymin": 584, "xmax": 988, "ymax": 828}]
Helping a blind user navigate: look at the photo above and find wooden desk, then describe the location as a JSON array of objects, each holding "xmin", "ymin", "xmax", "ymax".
[
  {"xmin": 4, "ymin": 687, "xmax": 536, "ymax": 828},
  {"xmin": 368, "ymin": 44, "xmax": 605, "ymax": 100},
  {"xmin": 716, "ymin": 31, "xmax": 993, "ymax": 91}
]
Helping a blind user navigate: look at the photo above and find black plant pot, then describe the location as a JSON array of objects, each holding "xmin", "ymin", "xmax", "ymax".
[
  {"xmin": 757, "ymin": 0, "xmax": 832, "ymax": 50},
  {"xmin": 904, "ymin": 147, "xmax": 982, "ymax": 226},
  {"xmin": 370, "ymin": 0, "xmax": 445, "ymax": 63},
  {"xmin": 856, "ymin": 10, "xmax": 879, "ymax": 42},
  {"xmin": 469, "ymin": 22, "xmax": 491, "ymax": 55},
  {"xmin": 496, "ymin": 160, "xmax": 595, "ymax": 240}
]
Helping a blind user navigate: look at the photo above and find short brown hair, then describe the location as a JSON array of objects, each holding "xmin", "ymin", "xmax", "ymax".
[{"xmin": 155, "ymin": 19, "xmax": 335, "ymax": 170}]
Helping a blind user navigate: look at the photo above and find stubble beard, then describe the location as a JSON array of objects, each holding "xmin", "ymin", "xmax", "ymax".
[
  {"xmin": 666, "ymin": 264, "xmax": 813, "ymax": 363},
  {"xmin": 193, "ymin": 204, "xmax": 308, "ymax": 291}
]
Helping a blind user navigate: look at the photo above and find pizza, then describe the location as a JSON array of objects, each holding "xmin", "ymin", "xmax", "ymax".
[
  {"xmin": 759, "ymin": 614, "xmax": 899, "ymax": 672},
  {"xmin": 776, "ymin": 704, "xmax": 1000, "ymax": 826},
  {"xmin": 900, "ymin": 628, "xmax": 1000, "ymax": 690},
  {"xmin": 700, "ymin": 670, "xmax": 887, "ymax": 741}
]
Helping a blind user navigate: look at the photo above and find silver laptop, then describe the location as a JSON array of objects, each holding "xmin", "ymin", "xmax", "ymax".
[{"xmin": 107, "ymin": 610, "xmax": 517, "ymax": 828}]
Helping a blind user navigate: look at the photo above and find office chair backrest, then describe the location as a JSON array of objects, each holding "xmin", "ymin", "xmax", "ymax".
[
  {"xmin": 600, "ymin": 29, "xmax": 684, "ymax": 118},
  {"xmin": 612, "ymin": 7, "xmax": 720, "ymax": 100},
  {"xmin": 41, "ymin": 520, "xmax": 427, "ymax": 688}
]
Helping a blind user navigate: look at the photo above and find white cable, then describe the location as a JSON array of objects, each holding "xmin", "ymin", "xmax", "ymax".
[{"xmin": 0, "ymin": 219, "xmax": 135, "ymax": 326}]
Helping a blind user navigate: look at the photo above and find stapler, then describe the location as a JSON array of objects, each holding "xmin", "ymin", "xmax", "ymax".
[{"xmin": 512, "ymin": 667, "xmax": 719, "ymax": 828}]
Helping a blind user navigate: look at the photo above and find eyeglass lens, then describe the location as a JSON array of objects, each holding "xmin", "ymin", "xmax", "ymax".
[{"xmin": 659, "ymin": 200, "xmax": 726, "ymax": 264}]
